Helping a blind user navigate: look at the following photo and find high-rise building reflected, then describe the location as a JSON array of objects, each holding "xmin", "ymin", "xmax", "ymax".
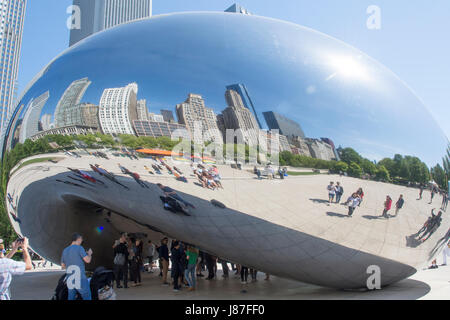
[
  {"xmin": 40, "ymin": 114, "xmax": 53, "ymax": 131},
  {"xmin": 54, "ymin": 78, "xmax": 92, "ymax": 128},
  {"xmin": 263, "ymin": 111, "xmax": 306, "ymax": 139},
  {"xmin": 221, "ymin": 89, "xmax": 260, "ymax": 146},
  {"xmin": 226, "ymin": 84, "xmax": 262, "ymax": 129},
  {"xmin": 99, "ymin": 82, "xmax": 138, "ymax": 135},
  {"xmin": 176, "ymin": 93, "xmax": 223, "ymax": 145},
  {"xmin": 69, "ymin": 0, "xmax": 153, "ymax": 46},
  {"xmin": 136, "ymin": 99, "xmax": 149, "ymax": 121},
  {"xmin": 19, "ymin": 91, "xmax": 50, "ymax": 143},
  {"xmin": 161, "ymin": 109, "xmax": 175, "ymax": 123},
  {"xmin": 224, "ymin": 3, "xmax": 252, "ymax": 15}
]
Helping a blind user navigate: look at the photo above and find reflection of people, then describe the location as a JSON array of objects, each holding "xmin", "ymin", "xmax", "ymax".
[
  {"xmin": 394, "ymin": 195, "xmax": 404, "ymax": 217},
  {"xmin": 381, "ymin": 196, "xmax": 392, "ymax": 218},
  {"xmin": 419, "ymin": 185, "xmax": 424, "ymax": 200},
  {"xmin": 442, "ymin": 241, "xmax": 450, "ymax": 266},
  {"xmin": 441, "ymin": 192, "xmax": 448, "ymax": 211},
  {"xmin": 335, "ymin": 182, "xmax": 344, "ymax": 203},
  {"xmin": 346, "ymin": 193, "xmax": 360, "ymax": 217},
  {"xmin": 356, "ymin": 188, "xmax": 364, "ymax": 206},
  {"xmin": 327, "ymin": 182, "xmax": 335, "ymax": 205}
]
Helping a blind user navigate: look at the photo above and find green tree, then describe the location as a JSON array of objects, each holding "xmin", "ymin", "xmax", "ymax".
[
  {"xmin": 347, "ymin": 162, "xmax": 362, "ymax": 178},
  {"xmin": 375, "ymin": 165, "xmax": 391, "ymax": 182},
  {"xmin": 340, "ymin": 148, "xmax": 363, "ymax": 165},
  {"xmin": 333, "ymin": 161, "xmax": 348, "ymax": 173},
  {"xmin": 361, "ymin": 158, "xmax": 377, "ymax": 176},
  {"xmin": 431, "ymin": 164, "xmax": 447, "ymax": 190}
]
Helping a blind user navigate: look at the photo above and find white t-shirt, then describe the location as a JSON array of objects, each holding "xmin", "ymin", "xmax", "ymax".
[{"xmin": 327, "ymin": 185, "xmax": 336, "ymax": 195}]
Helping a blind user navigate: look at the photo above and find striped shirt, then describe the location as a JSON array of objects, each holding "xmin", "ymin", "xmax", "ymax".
[{"xmin": 0, "ymin": 258, "xmax": 26, "ymax": 300}]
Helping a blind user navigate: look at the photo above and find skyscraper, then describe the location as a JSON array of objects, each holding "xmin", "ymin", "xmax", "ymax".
[
  {"xmin": 176, "ymin": 93, "xmax": 222, "ymax": 145},
  {"xmin": 136, "ymin": 99, "xmax": 149, "ymax": 120},
  {"xmin": 69, "ymin": 0, "xmax": 152, "ymax": 46},
  {"xmin": 0, "ymin": 0, "xmax": 27, "ymax": 133},
  {"xmin": 222, "ymin": 89, "xmax": 260, "ymax": 146},
  {"xmin": 40, "ymin": 114, "xmax": 53, "ymax": 131},
  {"xmin": 263, "ymin": 111, "xmax": 306, "ymax": 139},
  {"xmin": 161, "ymin": 109, "xmax": 175, "ymax": 123},
  {"xmin": 224, "ymin": 3, "xmax": 252, "ymax": 15},
  {"xmin": 99, "ymin": 82, "xmax": 138, "ymax": 135},
  {"xmin": 19, "ymin": 91, "xmax": 50, "ymax": 143},
  {"xmin": 226, "ymin": 84, "xmax": 262, "ymax": 129},
  {"xmin": 54, "ymin": 78, "xmax": 92, "ymax": 127}
]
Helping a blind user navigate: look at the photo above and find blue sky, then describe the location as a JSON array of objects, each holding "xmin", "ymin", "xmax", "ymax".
[{"xmin": 18, "ymin": 0, "xmax": 449, "ymax": 141}]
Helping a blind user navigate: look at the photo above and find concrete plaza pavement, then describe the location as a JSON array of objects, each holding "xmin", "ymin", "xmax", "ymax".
[{"xmin": 8, "ymin": 253, "xmax": 450, "ymax": 300}]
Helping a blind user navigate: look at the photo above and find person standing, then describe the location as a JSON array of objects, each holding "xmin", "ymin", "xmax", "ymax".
[
  {"xmin": 430, "ymin": 187, "xmax": 436, "ymax": 204},
  {"xmin": 219, "ymin": 258, "xmax": 229, "ymax": 278},
  {"xmin": 442, "ymin": 241, "xmax": 450, "ymax": 266},
  {"xmin": 327, "ymin": 182, "xmax": 335, "ymax": 205},
  {"xmin": 346, "ymin": 193, "xmax": 361, "ymax": 217},
  {"xmin": 159, "ymin": 238, "xmax": 170, "ymax": 285},
  {"xmin": 130, "ymin": 239, "xmax": 143, "ymax": 287},
  {"xmin": 240, "ymin": 265, "xmax": 249, "ymax": 284},
  {"xmin": 113, "ymin": 233, "xmax": 129, "ymax": 289},
  {"xmin": 381, "ymin": 196, "xmax": 392, "ymax": 218},
  {"xmin": 204, "ymin": 253, "xmax": 216, "ymax": 280},
  {"xmin": 356, "ymin": 188, "xmax": 364, "ymax": 206},
  {"xmin": 147, "ymin": 240, "xmax": 155, "ymax": 273},
  {"xmin": 441, "ymin": 192, "xmax": 448, "ymax": 211},
  {"xmin": 0, "ymin": 238, "xmax": 33, "ymax": 300},
  {"xmin": 250, "ymin": 268, "xmax": 258, "ymax": 282},
  {"xmin": 185, "ymin": 246, "xmax": 199, "ymax": 291},
  {"xmin": 394, "ymin": 195, "xmax": 405, "ymax": 217},
  {"xmin": 419, "ymin": 185, "xmax": 424, "ymax": 200},
  {"xmin": 335, "ymin": 182, "xmax": 344, "ymax": 204},
  {"xmin": 61, "ymin": 233, "xmax": 93, "ymax": 300},
  {"xmin": 170, "ymin": 241, "xmax": 184, "ymax": 292}
]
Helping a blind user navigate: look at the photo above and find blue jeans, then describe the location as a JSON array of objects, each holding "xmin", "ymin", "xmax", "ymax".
[
  {"xmin": 185, "ymin": 264, "xmax": 196, "ymax": 288},
  {"xmin": 68, "ymin": 277, "xmax": 91, "ymax": 300}
]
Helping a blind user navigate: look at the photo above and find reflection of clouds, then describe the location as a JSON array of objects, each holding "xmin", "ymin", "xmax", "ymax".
[
  {"xmin": 325, "ymin": 72, "xmax": 337, "ymax": 81},
  {"xmin": 334, "ymin": 130, "xmax": 409, "ymax": 161},
  {"xmin": 306, "ymin": 85, "xmax": 316, "ymax": 94}
]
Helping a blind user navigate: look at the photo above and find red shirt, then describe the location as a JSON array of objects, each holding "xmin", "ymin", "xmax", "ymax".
[{"xmin": 385, "ymin": 199, "xmax": 392, "ymax": 210}]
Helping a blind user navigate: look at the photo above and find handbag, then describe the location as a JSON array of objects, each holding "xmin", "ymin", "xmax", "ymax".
[{"xmin": 113, "ymin": 253, "xmax": 126, "ymax": 266}]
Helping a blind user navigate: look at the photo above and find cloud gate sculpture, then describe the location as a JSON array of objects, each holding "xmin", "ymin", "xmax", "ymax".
[{"xmin": 1, "ymin": 12, "xmax": 449, "ymax": 289}]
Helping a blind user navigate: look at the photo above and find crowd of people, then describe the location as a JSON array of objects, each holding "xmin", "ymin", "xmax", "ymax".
[
  {"xmin": 109, "ymin": 234, "xmax": 269, "ymax": 294},
  {"xmin": 192, "ymin": 164, "xmax": 223, "ymax": 190},
  {"xmin": 254, "ymin": 165, "xmax": 288, "ymax": 180},
  {"xmin": 325, "ymin": 181, "xmax": 407, "ymax": 219}
]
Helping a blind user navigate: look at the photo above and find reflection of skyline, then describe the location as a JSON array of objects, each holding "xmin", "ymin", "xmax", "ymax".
[{"xmin": 8, "ymin": 13, "xmax": 448, "ymax": 165}]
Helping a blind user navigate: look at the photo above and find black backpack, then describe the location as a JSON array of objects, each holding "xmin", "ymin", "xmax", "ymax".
[{"xmin": 51, "ymin": 274, "xmax": 82, "ymax": 300}]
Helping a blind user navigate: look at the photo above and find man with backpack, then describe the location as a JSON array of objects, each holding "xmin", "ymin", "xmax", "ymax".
[
  {"xmin": 61, "ymin": 233, "xmax": 93, "ymax": 300},
  {"xmin": 113, "ymin": 233, "xmax": 129, "ymax": 289}
]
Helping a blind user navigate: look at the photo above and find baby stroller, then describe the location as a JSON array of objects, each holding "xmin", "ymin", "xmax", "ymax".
[{"xmin": 90, "ymin": 266, "xmax": 115, "ymax": 300}]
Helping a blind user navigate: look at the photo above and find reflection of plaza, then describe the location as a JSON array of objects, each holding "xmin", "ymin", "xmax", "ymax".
[{"xmin": 7, "ymin": 151, "xmax": 449, "ymax": 289}]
